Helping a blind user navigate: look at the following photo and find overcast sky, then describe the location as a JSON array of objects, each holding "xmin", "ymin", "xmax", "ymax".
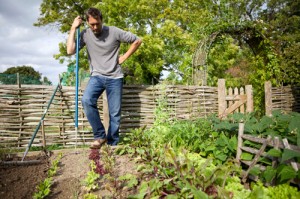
[{"xmin": 0, "ymin": 0, "xmax": 68, "ymax": 85}]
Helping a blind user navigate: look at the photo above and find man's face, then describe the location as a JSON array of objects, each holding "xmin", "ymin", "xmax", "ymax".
[{"xmin": 87, "ymin": 15, "xmax": 102, "ymax": 35}]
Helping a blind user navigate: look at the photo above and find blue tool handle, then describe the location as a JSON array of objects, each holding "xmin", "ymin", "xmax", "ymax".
[{"xmin": 75, "ymin": 27, "xmax": 80, "ymax": 128}]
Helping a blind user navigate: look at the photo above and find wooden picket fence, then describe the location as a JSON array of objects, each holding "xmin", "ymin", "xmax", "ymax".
[
  {"xmin": 0, "ymin": 79, "xmax": 252, "ymax": 149},
  {"xmin": 218, "ymin": 79, "xmax": 253, "ymax": 118}
]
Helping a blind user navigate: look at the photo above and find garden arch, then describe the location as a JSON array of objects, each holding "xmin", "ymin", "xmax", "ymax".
[{"xmin": 192, "ymin": 26, "xmax": 267, "ymax": 86}]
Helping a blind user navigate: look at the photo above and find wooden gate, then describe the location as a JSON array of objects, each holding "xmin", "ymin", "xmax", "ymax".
[
  {"xmin": 236, "ymin": 123, "xmax": 300, "ymax": 185},
  {"xmin": 218, "ymin": 79, "xmax": 253, "ymax": 118}
]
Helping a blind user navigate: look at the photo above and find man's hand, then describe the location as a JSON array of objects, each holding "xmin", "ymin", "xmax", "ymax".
[
  {"xmin": 71, "ymin": 16, "xmax": 83, "ymax": 30},
  {"xmin": 67, "ymin": 16, "xmax": 83, "ymax": 55},
  {"xmin": 118, "ymin": 39, "xmax": 142, "ymax": 65},
  {"xmin": 118, "ymin": 55, "xmax": 126, "ymax": 65}
]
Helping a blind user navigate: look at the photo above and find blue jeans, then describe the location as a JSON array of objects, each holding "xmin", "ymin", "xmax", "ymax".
[{"xmin": 82, "ymin": 75, "xmax": 123, "ymax": 146}]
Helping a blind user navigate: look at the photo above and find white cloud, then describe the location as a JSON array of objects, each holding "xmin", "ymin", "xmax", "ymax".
[{"xmin": 0, "ymin": 0, "xmax": 68, "ymax": 85}]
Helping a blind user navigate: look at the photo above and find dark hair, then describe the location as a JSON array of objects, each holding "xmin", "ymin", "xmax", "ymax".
[{"xmin": 85, "ymin": 7, "xmax": 103, "ymax": 21}]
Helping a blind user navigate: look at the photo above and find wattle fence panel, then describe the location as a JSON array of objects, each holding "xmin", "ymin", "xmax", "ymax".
[
  {"xmin": 0, "ymin": 84, "xmax": 220, "ymax": 149},
  {"xmin": 3, "ymin": 80, "xmax": 298, "ymax": 150},
  {"xmin": 265, "ymin": 82, "xmax": 300, "ymax": 115}
]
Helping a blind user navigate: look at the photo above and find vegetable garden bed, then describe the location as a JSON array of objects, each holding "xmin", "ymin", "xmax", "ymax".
[{"xmin": 1, "ymin": 111, "xmax": 300, "ymax": 198}]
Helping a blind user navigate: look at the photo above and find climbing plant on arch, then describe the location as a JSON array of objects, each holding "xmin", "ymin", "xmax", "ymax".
[
  {"xmin": 192, "ymin": 25, "xmax": 281, "ymax": 87},
  {"xmin": 192, "ymin": 24, "xmax": 290, "ymax": 116}
]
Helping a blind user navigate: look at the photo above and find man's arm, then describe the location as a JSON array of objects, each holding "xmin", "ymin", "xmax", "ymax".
[
  {"xmin": 67, "ymin": 16, "xmax": 82, "ymax": 55},
  {"xmin": 118, "ymin": 39, "xmax": 142, "ymax": 64}
]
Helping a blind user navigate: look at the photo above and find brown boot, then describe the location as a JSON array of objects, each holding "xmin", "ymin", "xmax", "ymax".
[{"xmin": 90, "ymin": 139, "xmax": 107, "ymax": 149}]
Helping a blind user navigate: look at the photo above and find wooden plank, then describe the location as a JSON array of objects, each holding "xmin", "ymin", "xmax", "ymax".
[
  {"xmin": 240, "ymin": 146, "xmax": 261, "ymax": 154},
  {"xmin": 242, "ymin": 136, "xmax": 272, "ymax": 183},
  {"xmin": 234, "ymin": 87, "xmax": 239, "ymax": 113},
  {"xmin": 225, "ymin": 94, "xmax": 247, "ymax": 101},
  {"xmin": 242, "ymin": 134, "xmax": 300, "ymax": 152},
  {"xmin": 240, "ymin": 87, "xmax": 245, "ymax": 113},
  {"xmin": 236, "ymin": 122, "xmax": 244, "ymax": 164},
  {"xmin": 218, "ymin": 79, "xmax": 226, "ymax": 118},
  {"xmin": 241, "ymin": 160, "xmax": 266, "ymax": 171},
  {"xmin": 251, "ymin": 78, "xmax": 260, "ymax": 107},
  {"xmin": 224, "ymin": 95, "xmax": 246, "ymax": 115},
  {"xmin": 282, "ymin": 138, "xmax": 299, "ymax": 172},
  {"xmin": 271, "ymin": 137, "xmax": 280, "ymax": 185}
]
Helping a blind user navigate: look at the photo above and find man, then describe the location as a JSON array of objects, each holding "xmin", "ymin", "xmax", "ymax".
[{"xmin": 67, "ymin": 7, "xmax": 142, "ymax": 148}]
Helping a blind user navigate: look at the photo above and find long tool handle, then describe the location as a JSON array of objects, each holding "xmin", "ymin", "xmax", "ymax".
[
  {"xmin": 75, "ymin": 27, "xmax": 80, "ymax": 148},
  {"xmin": 22, "ymin": 78, "xmax": 62, "ymax": 161}
]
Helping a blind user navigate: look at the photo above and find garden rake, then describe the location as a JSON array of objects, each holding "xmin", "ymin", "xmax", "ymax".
[
  {"xmin": 17, "ymin": 77, "xmax": 62, "ymax": 164},
  {"xmin": 74, "ymin": 26, "xmax": 80, "ymax": 151}
]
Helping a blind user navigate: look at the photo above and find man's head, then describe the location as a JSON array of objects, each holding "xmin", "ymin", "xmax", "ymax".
[{"xmin": 85, "ymin": 8, "xmax": 103, "ymax": 35}]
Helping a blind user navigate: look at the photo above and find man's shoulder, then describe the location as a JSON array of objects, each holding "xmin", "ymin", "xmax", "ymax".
[
  {"xmin": 104, "ymin": 25, "xmax": 124, "ymax": 32},
  {"xmin": 81, "ymin": 28, "xmax": 89, "ymax": 35}
]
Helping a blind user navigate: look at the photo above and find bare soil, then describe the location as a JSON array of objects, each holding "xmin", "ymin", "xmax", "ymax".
[
  {"xmin": 0, "ymin": 153, "xmax": 49, "ymax": 199},
  {"xmin": 0, "ymin": 147, "xmax": 137, "ymax": 199}
]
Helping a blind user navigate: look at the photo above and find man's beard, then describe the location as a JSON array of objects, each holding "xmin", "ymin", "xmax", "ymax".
[{"xmin": 93, "ymin": 29, "xmax": 102, "ymax": 37}]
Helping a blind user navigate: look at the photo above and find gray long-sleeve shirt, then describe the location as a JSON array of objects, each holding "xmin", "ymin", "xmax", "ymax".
[{"xmin": 79, "ymin": 26, "xmax": 139, "ymax": 78}]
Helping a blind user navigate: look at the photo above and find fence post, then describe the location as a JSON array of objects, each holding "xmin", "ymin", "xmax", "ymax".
[
  {"xmin": 103, "ymin": 91, "xmax": 109, "ymax": 133},
  {"xmin": 245, "ymin": 85, "xmax": 253, "ymax": 113},
  {"xmin": 265, "ymin": 81, "xmax": 272, "ymax": 116},
  {"xmin": 218, "ymin": 79, "xmax": 226, "ymax": 117},
  {"xmin": 240, "ymin": 87, "xmax": 245, "ymax": 113},
  {"xmin": 17, "ymin": 73, "xmax": 22, "ymax": 147},
  {"xmin": 236, "ymin": 122, "xmax": 245, "ymax": 165},
  {"xmin": 234, "ymin": 87, "xmax": 239, "ymax": 113}
]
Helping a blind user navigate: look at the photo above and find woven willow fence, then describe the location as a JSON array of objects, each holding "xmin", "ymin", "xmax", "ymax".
[
  {"xmin": 265, "ymin": 81, "xmax": 300, "ymax": 115},
  {"xmin": 4, "ymin": 80, "xmax": 299, "ymax": 150},
  {"xmin": 0, "ymin": 83, "xmax": 220, "ymax": 149}
]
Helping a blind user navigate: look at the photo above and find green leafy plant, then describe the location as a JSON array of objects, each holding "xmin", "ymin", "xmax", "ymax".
[
  {"xmin": 33, "ymin": 177, "xmax": 52, "ymax": 199},
  {"xmin": 48, "ymin": 158, "xmax": 60, "ymax": 177},
  {"xmin": 100, "ymin": 173, "xmax": 139, "ymax": 198},
  {"xmin": 83, "ymin": 193, "xmax": 99, "ymax": 199},
  {"xmin": 245, "ymin": 111, "xmax": 300, "ymax": 145},
  {"xmin": 118, "ymin": 174, "xmax": 138, "ymax": 189},
  {"xmin": 33, "ymin": 152, "xmax": 62, "ymax": 198},
  {"xmin": 124, "ymin": 140, "xmax": 241, "ymax": 198},
  {"xmin": 101, "ymin": 145, "xmax": 115, "ymax": 174},
  {"xmin": 249, "ymin": 181, "xmax": 300, "ymax": 199},
  {"xmin": 224, "ymin": 176, "xmax": 251, "ymax": 199},
  {"xmin": 226, "ymin": 111, "xmax": 300, "ymax": 184},
  {"xmin": 83, "ymin": 161, "xmax": 100, "ymax": 191},
  {"xmin": 213, "ymin": 132, "xmax": 237, "ymax": 164},
  {"xmin": 115, "ymin": 95, "xmax": 300, "ymax": 197}
]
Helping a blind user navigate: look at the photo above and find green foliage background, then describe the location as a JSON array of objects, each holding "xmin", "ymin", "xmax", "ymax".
[
  {"xmin": 0, "ymin": 66, "xmax": 52, "ymax": 85},
  {"xmin": 35, "ymin": 0, "xmax": 300, "ymax": 115}
]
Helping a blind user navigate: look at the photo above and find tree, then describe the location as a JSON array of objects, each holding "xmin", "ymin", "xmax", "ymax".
[
  {"xmin": 200, "ymin": 0, "xmax": 300, "ymax": 87},
  {"xmin": 260, "ymin": 0, "xmax": 300, "ymax": 85},
  {"xmin": 35, "ymin": 0, "xmax": 299, "ymax": 88},
  {"xmin": 34, "ymin": 0, "xmax": 209, "ymax": 85},
  {"xmin": 0, "ymin": 66, "xmax": 52, "ymax": 85},
  {"xmin": 186, "ymin": 0, "xmax": 300, "ymax": 116}
]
